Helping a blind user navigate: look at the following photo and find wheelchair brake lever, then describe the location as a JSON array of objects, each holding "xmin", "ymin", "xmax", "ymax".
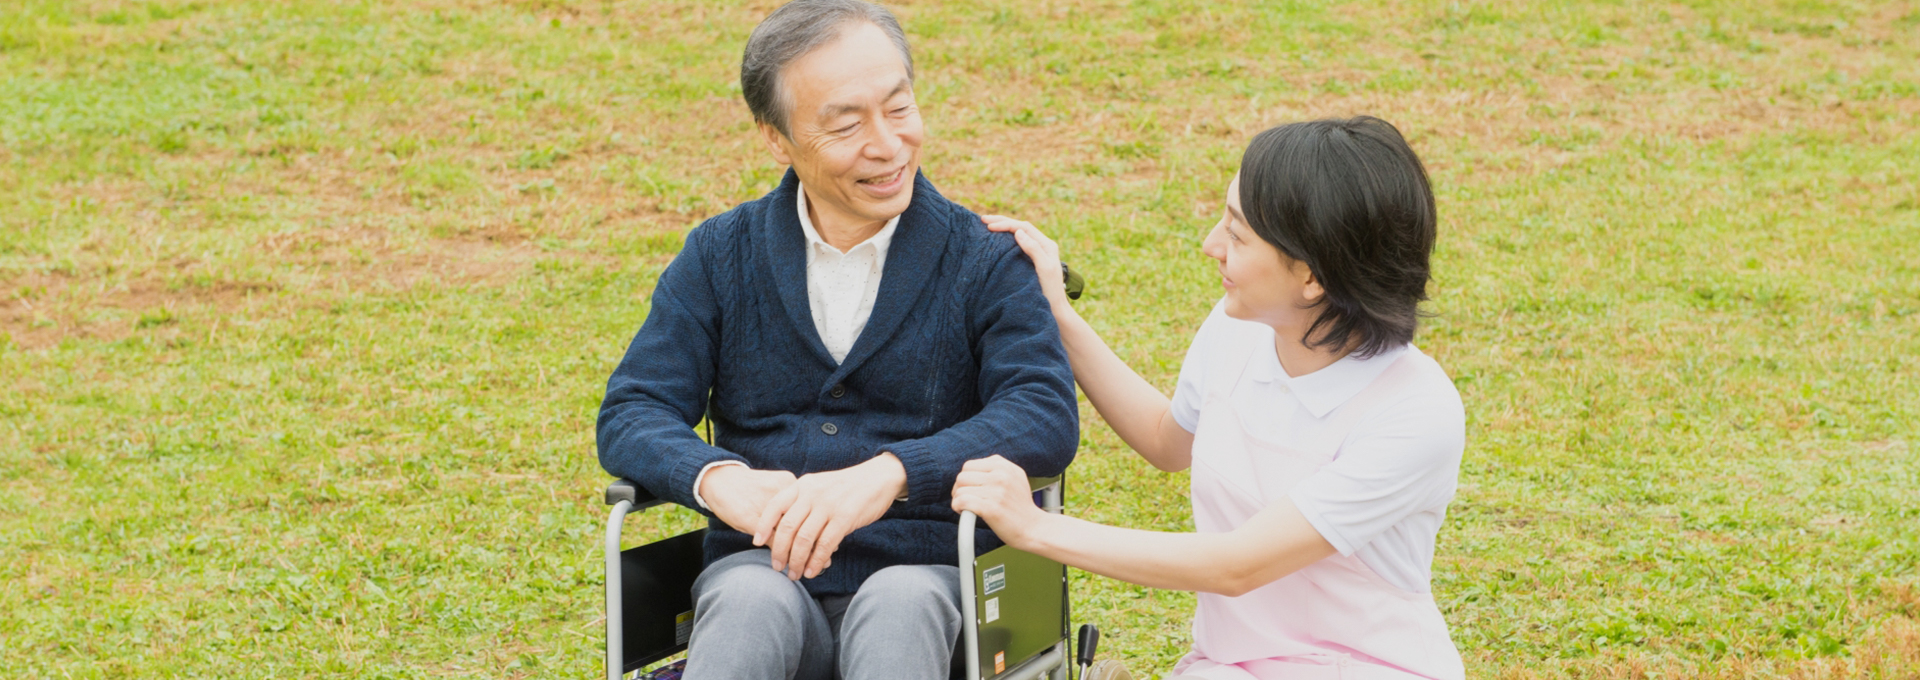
[{"xmin": 1076, "ymin": 623, "xmax": 1099, "ymax": 676}]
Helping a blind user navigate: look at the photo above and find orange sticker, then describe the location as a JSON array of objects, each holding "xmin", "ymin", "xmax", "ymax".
[{"xmin": 994, "ymin": 650, "xmax": 1006, "ymax": 674}]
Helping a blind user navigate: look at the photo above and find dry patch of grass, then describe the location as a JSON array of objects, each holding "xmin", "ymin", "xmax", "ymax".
[
  {"xmin": 0, "ymin": 222, "xmax": 541, "ymax": 349},
  {"xmin": 1, "ymin": 269, "xmax": 276, "ymax": 349},
  {"xmin": 3, "ymin": 214, "xmax": 552, "ymax": 351}
]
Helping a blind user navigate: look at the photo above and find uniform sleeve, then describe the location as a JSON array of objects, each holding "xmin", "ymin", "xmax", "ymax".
[
  {"xmin": 1288, "ymin": 388, "xmax": 1466, "ymax": 556},
  {"xmin": 1170, "ymin": 300, "xmax": 1231, "ymax": 433}
]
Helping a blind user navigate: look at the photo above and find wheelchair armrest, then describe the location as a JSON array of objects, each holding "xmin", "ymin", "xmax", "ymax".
[
  {"xmin": 605, "ymin": 479, "xmax": 659, "ymax": 507},
  {"xmin": 608, "ymin": 477, "xmax": 1050, "ymax": 510}
]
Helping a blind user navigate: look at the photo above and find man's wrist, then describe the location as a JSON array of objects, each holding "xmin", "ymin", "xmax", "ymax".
[
  {"xmin": 867, "ymin": 452, "xmax": 909, "ymax": 501},
  {"xmin": 693, "ymin": 460, "xmax": 749, "ymax": 510}
]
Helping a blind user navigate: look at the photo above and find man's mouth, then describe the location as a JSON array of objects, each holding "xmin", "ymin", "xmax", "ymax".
[{"xmin": 858, "ymin": 166, "xmax": 906, "ymax": 186}]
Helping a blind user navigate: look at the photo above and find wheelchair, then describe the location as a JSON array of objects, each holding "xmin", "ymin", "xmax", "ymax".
[{"xmin": 602, "ymin": 474, "xmax": 1131, "ymax": 680}]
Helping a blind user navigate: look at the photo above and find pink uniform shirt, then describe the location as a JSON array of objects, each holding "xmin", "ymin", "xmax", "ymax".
[{"xmin": 1171, "ymin": 304, "xmax": 1467, "ymax": 680}]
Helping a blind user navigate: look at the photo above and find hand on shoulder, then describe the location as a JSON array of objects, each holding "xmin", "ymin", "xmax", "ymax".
[{"xmin": 982, "ymin": 215, "xmax": 1071, "ymax": 310}]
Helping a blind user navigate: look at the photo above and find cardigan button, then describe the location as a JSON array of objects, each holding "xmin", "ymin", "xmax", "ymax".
[
  {"xmin": 821, "ymin": 423, "xmax": 839, "ymax": 435},
  {"xmin": 830, "ymin": 384, "xmax": 847, "ymax": 398}
]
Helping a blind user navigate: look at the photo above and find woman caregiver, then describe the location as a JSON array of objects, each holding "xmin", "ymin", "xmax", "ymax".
[{"xmin": 954, "ymin": 117, "xmax": 1468, "ymax": 680}]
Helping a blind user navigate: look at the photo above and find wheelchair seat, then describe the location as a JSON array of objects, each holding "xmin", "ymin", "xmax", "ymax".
[{"xmin": 601, "ymin": 477, "xmax": 1090, "ymax": 680}]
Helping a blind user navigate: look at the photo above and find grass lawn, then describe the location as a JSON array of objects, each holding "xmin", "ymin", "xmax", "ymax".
[{"xmin": 4, "ymin": 0, "xmax": 1918, "ymax": 677}]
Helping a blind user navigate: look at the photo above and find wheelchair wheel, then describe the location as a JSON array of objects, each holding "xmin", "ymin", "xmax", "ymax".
[{"xmin": 1083, "ymin": 659, "xmax": 1135, "ymax": 680}]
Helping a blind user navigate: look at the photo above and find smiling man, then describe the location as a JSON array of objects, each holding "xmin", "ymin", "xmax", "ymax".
[{"xmin": 595, "ymin": 1, "xmax": 1078, "ymax": 679}]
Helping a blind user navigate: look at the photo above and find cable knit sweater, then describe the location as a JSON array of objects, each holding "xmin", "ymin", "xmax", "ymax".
[{"xmin": 597, "ymin": 168, "xmax": 1079, "ymax": 596}]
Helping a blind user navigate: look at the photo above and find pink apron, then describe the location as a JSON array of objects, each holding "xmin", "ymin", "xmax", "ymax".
[{"xmin": 1173, "ymin": 338, "xmax": 1465, "ymax": 680}]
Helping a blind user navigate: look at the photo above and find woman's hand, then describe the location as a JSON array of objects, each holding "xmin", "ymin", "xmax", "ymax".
[
  {"xmin": 950, "ymin": 455, "xmax": 1050, "ymax": 549},
  {"xmin": 982, "ymin": 215, "xmax": 1071, "ymax": 311}
]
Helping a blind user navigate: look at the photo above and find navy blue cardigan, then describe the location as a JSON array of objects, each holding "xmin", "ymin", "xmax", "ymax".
[{"xmin": 598, "ymin": 169, "xmax": 1079, "ymax": 596}]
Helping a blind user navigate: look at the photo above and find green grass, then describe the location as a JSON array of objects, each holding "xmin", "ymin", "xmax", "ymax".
[{"xmin": 3, "ymin": 0, "xmax": 1918, "ymax": 677}]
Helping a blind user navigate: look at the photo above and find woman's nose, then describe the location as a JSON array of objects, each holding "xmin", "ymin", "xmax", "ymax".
[{"xmin": 1201, "ymin": 221, "xmax": 1228, "ymax": 262}]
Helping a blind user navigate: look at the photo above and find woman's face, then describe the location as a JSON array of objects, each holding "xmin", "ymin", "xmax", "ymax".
[{"xmin": 1201, "ymin": 174, "xmax": 1324, "ymax": 330}]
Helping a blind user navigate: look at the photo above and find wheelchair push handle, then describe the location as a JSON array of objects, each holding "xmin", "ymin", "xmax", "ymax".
[{"xmin": 1061, "ymin": 261, "xmax": 1086, "ymax": 300}]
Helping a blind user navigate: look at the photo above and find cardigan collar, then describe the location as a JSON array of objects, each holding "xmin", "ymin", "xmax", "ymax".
[{"xmin": 761, "ymin": 168, "xmax": 952, "ymax": 378}]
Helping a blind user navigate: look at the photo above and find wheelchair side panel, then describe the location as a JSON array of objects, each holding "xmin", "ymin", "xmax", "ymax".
[
  {"xmin": 619, "ymin": 529, "xmax": 708, "ymax": 673},
  {"xmin": 970, "ymin": 544, "xmax": 1067, "ymax": 679}
]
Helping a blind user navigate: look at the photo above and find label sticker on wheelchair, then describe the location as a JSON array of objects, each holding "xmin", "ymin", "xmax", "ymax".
[
  {"xmin": 985, "ymin": 597, "xmax": 1000, "ymax": 623},
  {"xmin": 994, "ymin": 650, "xmax": 1006, "ymax": 674},
  {"xmin": 675, "ymin": 610, "xmax": 693, "ymax": 645},
  {"xmin": 983, "ymin": 564, "xmax": 1006, "ymax": 594}
]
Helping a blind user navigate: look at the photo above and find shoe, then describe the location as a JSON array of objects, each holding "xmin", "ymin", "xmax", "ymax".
[
  {"xmin": 1084, "ymin": 659, "xmax": 1135, "ymax": 680},
  {"xmin": 638, "ymin": 659, "xmax": 685, "ymax": 680}
]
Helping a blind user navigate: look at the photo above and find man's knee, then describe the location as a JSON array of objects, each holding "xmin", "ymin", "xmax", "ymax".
[
  {"xmin": 694, "ymin": 549, "xmax": 812, "ymax": 619},
  {"xmin": 687, "ymin": 551, "xmax": 835, "ymax": 680},
  {"xmin": 838, "ymin": 565, "xmax": 964, "ymax": 680},
  {"xmin": 849, "ymin": 564, "xmax": 962, "ymax": 620}
]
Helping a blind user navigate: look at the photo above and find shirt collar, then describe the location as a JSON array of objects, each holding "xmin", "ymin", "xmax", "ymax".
[
  {"xmin": 1249, "ymin": 337, "xmax": 1412, "ymax": 418},
  {"xmin": 797, "ymin": 184, "xmax": 901, "ymax": 259}
]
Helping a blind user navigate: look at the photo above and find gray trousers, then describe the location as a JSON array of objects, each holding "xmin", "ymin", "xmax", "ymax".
[{"xmin": 683, "ymin": 549, "xmax": 963, "ymax": 680}]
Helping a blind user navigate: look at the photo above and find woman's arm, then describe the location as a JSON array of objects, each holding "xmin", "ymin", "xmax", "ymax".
[
  {"xmin": 985, "ymin": 216, "xmax": 1196, "ymax": 471},
  {"xmin": 952, "ymin": 456, "xmax": 1336, "ymax": 596}
]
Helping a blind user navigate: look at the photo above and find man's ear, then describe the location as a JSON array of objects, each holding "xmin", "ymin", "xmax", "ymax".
[{"xmin": 757, "ymin": 122, "xmax": 794, "ymax": 166}]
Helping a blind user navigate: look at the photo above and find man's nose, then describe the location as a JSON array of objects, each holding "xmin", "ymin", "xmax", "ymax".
[{"xmin": 865, "ymin": 119, "xmax": 904, "ymax": 159}]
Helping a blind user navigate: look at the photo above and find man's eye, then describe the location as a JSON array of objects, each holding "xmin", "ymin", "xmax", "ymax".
[{"xmin": 890, "ymin": 106, "xmax": 911, "ymax": 116}]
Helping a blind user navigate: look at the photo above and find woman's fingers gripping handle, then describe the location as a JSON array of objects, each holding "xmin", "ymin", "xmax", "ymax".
[{"xmin": 951, "ymin": 456, "xmax": 1032, "ymax": 517}]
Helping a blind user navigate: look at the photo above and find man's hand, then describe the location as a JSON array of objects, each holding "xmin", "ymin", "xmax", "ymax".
[
  {"xmin": 700, "ymin": 466, "xmax": 798, "ymax": 533},
  {"xmin": 752, "ymin": 454, "xmax": 907, "ymax": 580}
]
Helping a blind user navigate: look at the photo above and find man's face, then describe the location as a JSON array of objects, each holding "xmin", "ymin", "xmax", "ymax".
[{"xmin": 759, "ymin": 22, "xmax": 924, "ymax": 229}]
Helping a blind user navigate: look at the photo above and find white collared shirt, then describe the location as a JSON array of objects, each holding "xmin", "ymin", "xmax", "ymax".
[
  {"xmin": 797, "ymin": 186, "xmax": 898, "ymax": 364},
  {"xmin": 1170, "ymin": 303, "xmax": 1466, "ymax": 593},
  {"xmin": 690, "ymin": 185, "xmax": 902, "ymax": 510}
]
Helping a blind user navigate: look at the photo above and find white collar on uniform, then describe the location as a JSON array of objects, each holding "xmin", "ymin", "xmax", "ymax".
[
  {"xmin": 797, "ymin": 184, "xmax": 901, "ymax": 258},
  {"xmin": 1250, "ymin": 340, "xmax": 1412, "ymax": 418}
]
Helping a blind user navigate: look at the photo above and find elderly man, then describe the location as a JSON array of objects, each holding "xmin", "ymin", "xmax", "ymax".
[{"xmin": 595, "ymin": 1, "xmax": 1078, "ymax": 678}]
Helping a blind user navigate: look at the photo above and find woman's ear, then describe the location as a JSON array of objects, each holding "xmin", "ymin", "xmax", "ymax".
[{"xmin": 1296, "ymin": 260, "xmax": 1325, "ymax": 303}]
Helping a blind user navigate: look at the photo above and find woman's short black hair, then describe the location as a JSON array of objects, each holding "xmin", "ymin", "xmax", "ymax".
[{"xmin": 1238, "ymin": 116, "xmax": 1437, "ymax": 358}]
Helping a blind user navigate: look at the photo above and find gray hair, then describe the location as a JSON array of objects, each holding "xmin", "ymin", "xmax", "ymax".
[{"xmin": 741, "ymin": 0, "xmax": 914, "ymax": 138}]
